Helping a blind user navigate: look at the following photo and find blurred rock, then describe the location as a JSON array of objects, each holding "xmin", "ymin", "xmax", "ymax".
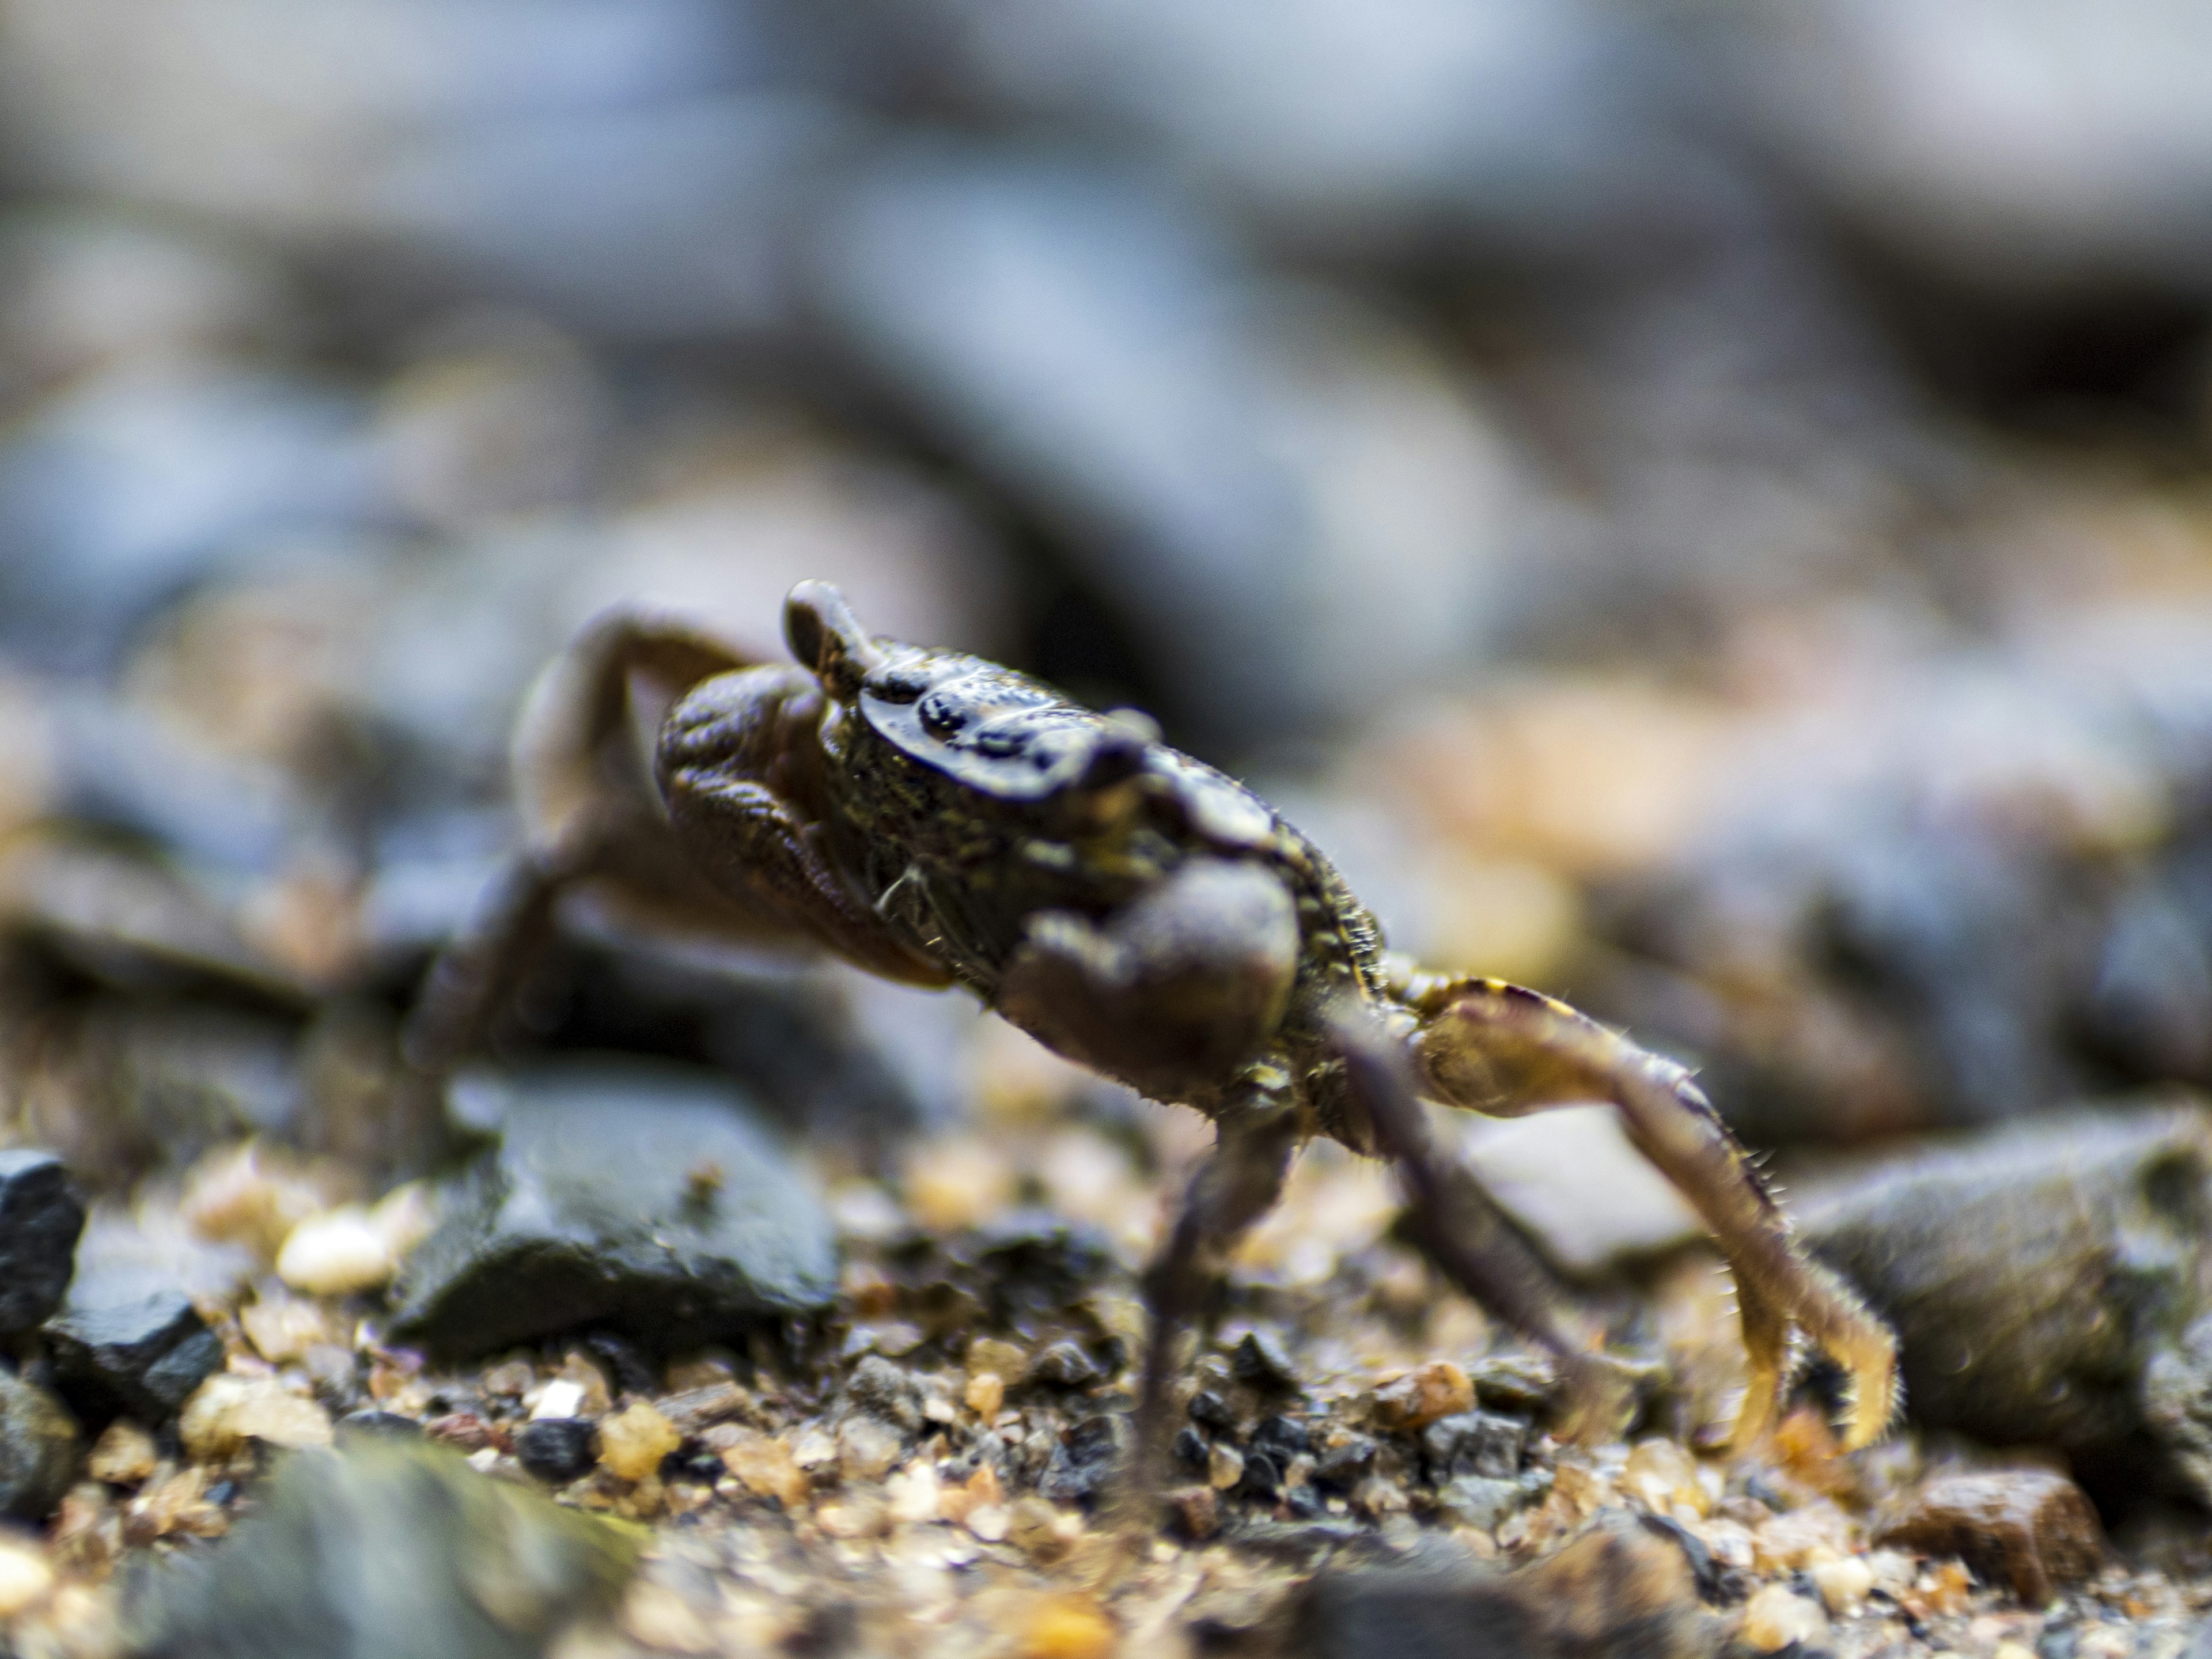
[
  {"xmin": 514, "ymin": 1418, "xmax": 598, "ymax": 1485},
  {"xmin": 1801, "ymin": 1107, "xmax": 2212, "ymax": 1497},
  {"xmin": 0, "ymin": 1370, "xmax": 79, "ymax": 1521},
  {"xmin": 1285, "ymin": 1510, "xmax": 1716, "ymax": 1658},
  {"xmin": 125, "ymin": 1440, "xmax": 640, "ymax": 1659},
  {"xmin": 1457, "ymin": 1105, "xmax": 1702, "ymax": 1277},
  {"xmin": 47, "ymin": 1289, "xmax": 224, "ymax": 1426},
  {"xmin": 813, "ymin": 147, "xmax": 1529, "ymax": 743},
  {"xmin": 391, "ymin": 1059, "xmax": 838, "ymax": 1358},
  {"xmin": 0, "ymin": 1150, "xmax": 84, "ymax": 1334},
  {"xmin": 1876, "ymin": 1468, "xmax": 2103, "ymax": 1605}
]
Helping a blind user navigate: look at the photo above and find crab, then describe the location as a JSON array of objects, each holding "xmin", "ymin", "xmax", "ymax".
[{"xmin": 409, "ymin": 581, "xmax": 1898, "ymax": 1505}]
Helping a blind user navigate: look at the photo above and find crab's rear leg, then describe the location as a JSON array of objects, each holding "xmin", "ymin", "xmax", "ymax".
[{"xmin": 1404, "ymin": 976, "xmax": 1899, "ymax": 1451}]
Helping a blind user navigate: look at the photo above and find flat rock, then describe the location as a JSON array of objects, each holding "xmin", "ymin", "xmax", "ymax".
[
  {"xmin": 126, "ymin": 1440, "xmax": 641, "ymax": 1659},
  {"xmin": 0, "ymin": 1151, "xmax": 84, "ymax": 1333},
  {"xmin": 48, "ymin": 1287, "xmax": 224, "ymax": 1424},
  {"xmin": 390, "ymin": 1060, "xmax": 838, "ymax": 1359},
  {"xmin": 0, "ymin": 1369, "xmax": 79, "ymax": 1521},
  {"xmin": 1876, "ymin": 1468, "xmax": 2103, "ymax": 1606}
]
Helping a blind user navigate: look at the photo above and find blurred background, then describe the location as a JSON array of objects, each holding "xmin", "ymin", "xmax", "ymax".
[{"xmin": 5, "ymin": 0, "xmax": 2212, "ymax": 1157}]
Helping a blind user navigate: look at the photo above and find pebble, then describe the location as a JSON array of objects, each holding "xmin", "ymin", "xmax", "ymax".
[
  {"xmin": 968, "ymin": 1338, "xmax": 1029, "ymax": 1384},
  {"xmin": 836, "ymin": 1415, "xmax": 903, "ymax": 1484},
  {"xmin": 237, "ymin": 1294, "xmax": 334, "ymax": 1366},
  {"xmin": 1028, "ymin": 1340, "xmax": 1102, "ymax": 1388},
  {"xmin": 0, "ymin": 1151, "xmax": 84, "ymax": 1334},
  {"xmin": 86, "ymin": 1420, "xmax": 158, "ymax": 1486},
  {"xmin": 598, "ymin": 1403, "xmax": 680, "ymax": 1484},
  {"xmin": 1019, "ymin": 1596, "xmax": 1116, "ymax": 1659},
  {"xmin": 391, "ymin": 1062, "xmax": 838, "ymax": 1358},
  {"xmin": 130, "ymin": 1441, "xmax": 640, "ymax": 1656},
  {"xmin": 1434, "ymin": 1475, "xmax": 1531, "ymax": 1531},
  {"xmin": 718, "ymin": 1430, "xmax": 809, "ymax": 1509},
  {"xmin": 515, "ymin": 1419, "xmax": 598, "ymax": 1485},
  {"xmin": 177, "ymin": 1375, "xmax": 333, "ymax": 1460},
  {"xmin": 1810, "ymin": 1555, "xmax": 1876, "ymax": 1618},
  {"xmin": 530, "ymin": 1379, "xmax": 588, "ymax": 1421},
  {"xmin": 0, "ymin": 1538, "xmax": 52, "ymax": 1617},
  {"xmin": 1169, "ymin": 1484, "xmax": 1219, "ymax": 1541},
  {"xmin": 903, "ymin": 1137, "xmax": 1017, "ymax": 1233},
  {"xmin": 1876, "ymin": 1468, "xmax": 2104, "ymax": 1605},
  {"xmin": 1372, "ymin": 1362, "xmax": 1474, "ymax": 1432},
  {"xmin": 965, "ymin": 1372, "xmax": 1006, "ymax": 1419},
  {"xmin": 1423, "ymin": 1411, "xmax": 1522, "ymax": 1483},
  {"xmin": 178, "ymin": 1144, "xmax": 328, "ymax": 1258},
  {"xmin": 1231, "ymin": 1330, "xmax": 1297, "ymax": 1392},
  {"xmin": 46, "ymin": 1288, "xmax": 225, "ymax": 1423},
  {"xmin": 1623, "ymin": 1437, "xmax": 1705, "ymax": 1515},
  {"xmin": 1741, "ymin": 1584, "xmax": 1830, "ymax": 1653},
  {"xmin": 1007, "ymin": 1496, "xmax": 1083, "ymax": 1562},
  {"xmin": 1209, "ymin": 1444, "xmax": 1245, "ymax": 1491},
  {"xmin": 275, "ymin": 1206, "xmax": 396, "ymax": 1296},
  {"xmin": 884, "ymin": 1461, "xmax": 941, "ymax": 1524}
]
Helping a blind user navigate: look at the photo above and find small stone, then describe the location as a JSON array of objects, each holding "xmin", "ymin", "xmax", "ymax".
[
  {"xmin": 276, "ymin": 1207, "xmax": 397, "ymax": 1296},
  {"xmin": 177, "ymin": 1375, "xmax": 333, "ymax": 1460},
  {"xmin": 620, "ymin": 1581, "xmax": 718, "ymax": 1655},
  {"xmin": 1742, "ymin": 1585, "xmax": 1829, "ymax": 1652},
  {"xmin": 965, "ymin": 1372, "xmax": 1006, "ymax": 1419},
  {"xmin": 0, "ymin": 1152, "xmax": 83, "ymax": 1334},
  {"xmin": 903, "ymin": 1137, "xmax": 1017, "ymax": 1233},
  {"xmin": 130, "ymin": 1441, "xmax": 640, "ymax": 1654},
  {"xmin": 1007, "ymin": 1495, "xmax": 1082, "ymax": 1562},
  {"xmin": 941, "ymin": 1461, "xmax": 1003, "ymax": 1525},
  {"xmin": 179, "ymin": 1145, "xmax": 327, "ymax": 1258},
  {"xmin": 238, "ymin": 1295, "xmax": 335, "ymax": 1366},
  {"xmin": 1810, "ymin": 1555, "xmax": 1876, "ymax": 1618},
  {"xmin": 515, "ymin": 1419, "xmax": 599, "ymax": 1484},
  {"xmin": 968, "ymin": 1337, "xmax": 1029, "ymax": 1383},
  {"xmin": 1876, "ymin": 1469, "xmax": 2103, "ymax": 1605},
  {"xmin": 598, "ymin": 1403, "xmax": 680, "ymax": 1484},
  {"xmin": 719, "ymin": 1431, "xmax": 809, "ymax": 1508},
  {"xmin": 1373, "ymin": 1362, "xmax": 1474, "ymax": 1433},
  {"xmin": 530, "ymin": 1380, "xmax": 588, "ymax": 1422},
  {"xmin": 425, "ymin": 1412, "xmax": 498, "ymax": 1453},
  {"xmin": 390, "ymin": 1062, "xmax": 838, "ymax": 1359},
  {"xmin": 1188, "ymin": 1389, "xmax": 1238, "ymax": 1431},
  {"xmin": 815, "ymin": 1494, "xmax": 887, "ymax": 1539},
  {"xmin": 47, "ymin": 1290, "xmax": 224, "ymax": 1423},
  {"xmin": 1350, "ymin": 1475, "xmax": 1408, "ymax": 1517},
  {"xmin": 1209, "ymin": 1444, "xmax": 1245, "ymax": 1491},
  {"xmin": 1232, "ymin": 1330, "xmax": 1297, "ymax": 1392},
  {"xmin": 1423, "ymin": 1412, "xmax": 1522, "ymax": 1483},
  {"xmin": 847, "ymin": 1354, "xmax": 924, "ymax": 1431},
  {"xmin": 86, "ymin": 1420, "xmax": 157, "ymax": 1486},
  {"xmin": 836, "ymin": 1415, "xmax": 903, "ymax": 1484},
  {"xmin": 658, "ymin": 1381, "xmax": 748, "ymax": 1435},
  {"xmin": 0, "ymin": 1372, "xmax": 78, "ymax": 1521},
  {"xmin": 0, "ymin": 1537, "xmax": 52, "ymax": 1617},
  {"xmin": 1018, "ymin": 1596, "xmax": 1116, "ymax": 1659},
  {"xmin": 885, "ymin": 1461, "xmax": 942, "ymax": 1524},
  {"xmin": 1029, "ymin": 1341, "xmax": 1102, "ymax": 1388},
  {"xmin": 1623, "ymin": 1437, "xmax": 1705, "ymax": 1515},
  {"xmin": 1435, "ymin": 1475, "xmax": 1531, "ymax": 1531},
  {"xmin": 1037, "ymin": 1415, "xmax": 1128, "ymax": 1505},
  {"xmin": 1314, "ymin": 1433, "xmax": 1377, "ymax": 1489},
  {"xmin": 1169, "ymin": 1484, "xmax": 1219, "ymax": 1540},
  {"xmin": 965, "ymin": 1502, "xmax": 1011, "ymax": 1542}
]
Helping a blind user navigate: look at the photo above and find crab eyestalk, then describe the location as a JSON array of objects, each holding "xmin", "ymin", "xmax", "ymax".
[{"xmin": 784, "ymin": 581, "xmax": 888, "ymax": 700}]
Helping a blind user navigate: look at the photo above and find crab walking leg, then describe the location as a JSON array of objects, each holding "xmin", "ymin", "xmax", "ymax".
[
  {"xmin": 1407, "ymin": 977, "xmax": 1900, "ymax": 1450},
  {"xmin": 1122, "ymin": 1097, "xmax": 1300, "ymax": 1520},
  {"xmin": 1329, "ymin": 1007, "xmax": 1631, "ymax": 1440}
]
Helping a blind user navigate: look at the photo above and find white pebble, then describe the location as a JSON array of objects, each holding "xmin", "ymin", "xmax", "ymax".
[
  {"xmin": 276, "ymin": 1207, "xmax": 397, "ymax": 1296},
  {"xmin": 530, "ymin": 1380, "xmax": 587, "ymax": 1421},
  {"xmin": 1741, "ymin": 1585, "xmax": 1829, "ymax": 1654},
  {"xmin": 1810, "ymin": 1556, "xmax": 1876, "ymax": 1618}
]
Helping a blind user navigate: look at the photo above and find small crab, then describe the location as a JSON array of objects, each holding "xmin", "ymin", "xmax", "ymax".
[{"xmin": 410, "ymin": 582, "xmax": 1897, "ymax": 1502}]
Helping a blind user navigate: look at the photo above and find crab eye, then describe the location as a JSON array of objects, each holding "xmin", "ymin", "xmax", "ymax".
[
  {"xmin": 868, "ymin": 668, "xmax": 932, "ymax": 705},
  {"xmin": 971, "ymin": 726, "xmax": 1028, "ymax": 759},
  {"xmin": 919, "ymin": 689, "xmax": 969, "ymax": 737}
]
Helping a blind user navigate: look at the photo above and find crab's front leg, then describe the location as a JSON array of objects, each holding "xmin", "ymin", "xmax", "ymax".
[{"xmin": 1404, "ymin": 976, "xmax": 1900, "ymax": 1451}]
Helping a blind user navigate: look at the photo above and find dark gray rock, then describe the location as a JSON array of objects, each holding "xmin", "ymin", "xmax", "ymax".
[
  {"xmin": 514, "ymin": 1418, "xmax": 599, "ymax": 1486},
  {"xmin": 47, "ymin": 1288, "xmax": 225, "ymax": 1423},
  {"xmin": 1232, "ymin": 1330, "xmax": 1297, "ymax": 1393},
  {"xmin": 0, "ymin": 1369, "xmax": 79, "ymax": 1520},
  {"xmin": 1036, "ymin": 1413, "xmax": 1129, "ymax": 1505},
  {"xmin": 1802, "ymin": 1107, "xmax": 2212, "ymax": 1488},
  {"xmin": 1028, "ymin": 1340, "xmax": 1102, "ymax": 1389},
  {"xmin": 845, "ymin": 1355, "xmax": 922, "ymax": 1431},
  {"xmin": 0, "ymin": 1150, "xmax": 83, "ymax": 1333},
  {"xmin": 390, "ymin": 1060, "xmax": 838, "ymax": 1359},
  {"xmin": 1422, "ymin": 1411, "xmax": 1523, "ymax": 1482},
  {"xmin": 1434, "ymin": 1474, "xmax": 1543, "ymax": 1532},
  {"xmin": 126, "ymin": 1440, "xmax": 639, "ymax": 1659}
]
